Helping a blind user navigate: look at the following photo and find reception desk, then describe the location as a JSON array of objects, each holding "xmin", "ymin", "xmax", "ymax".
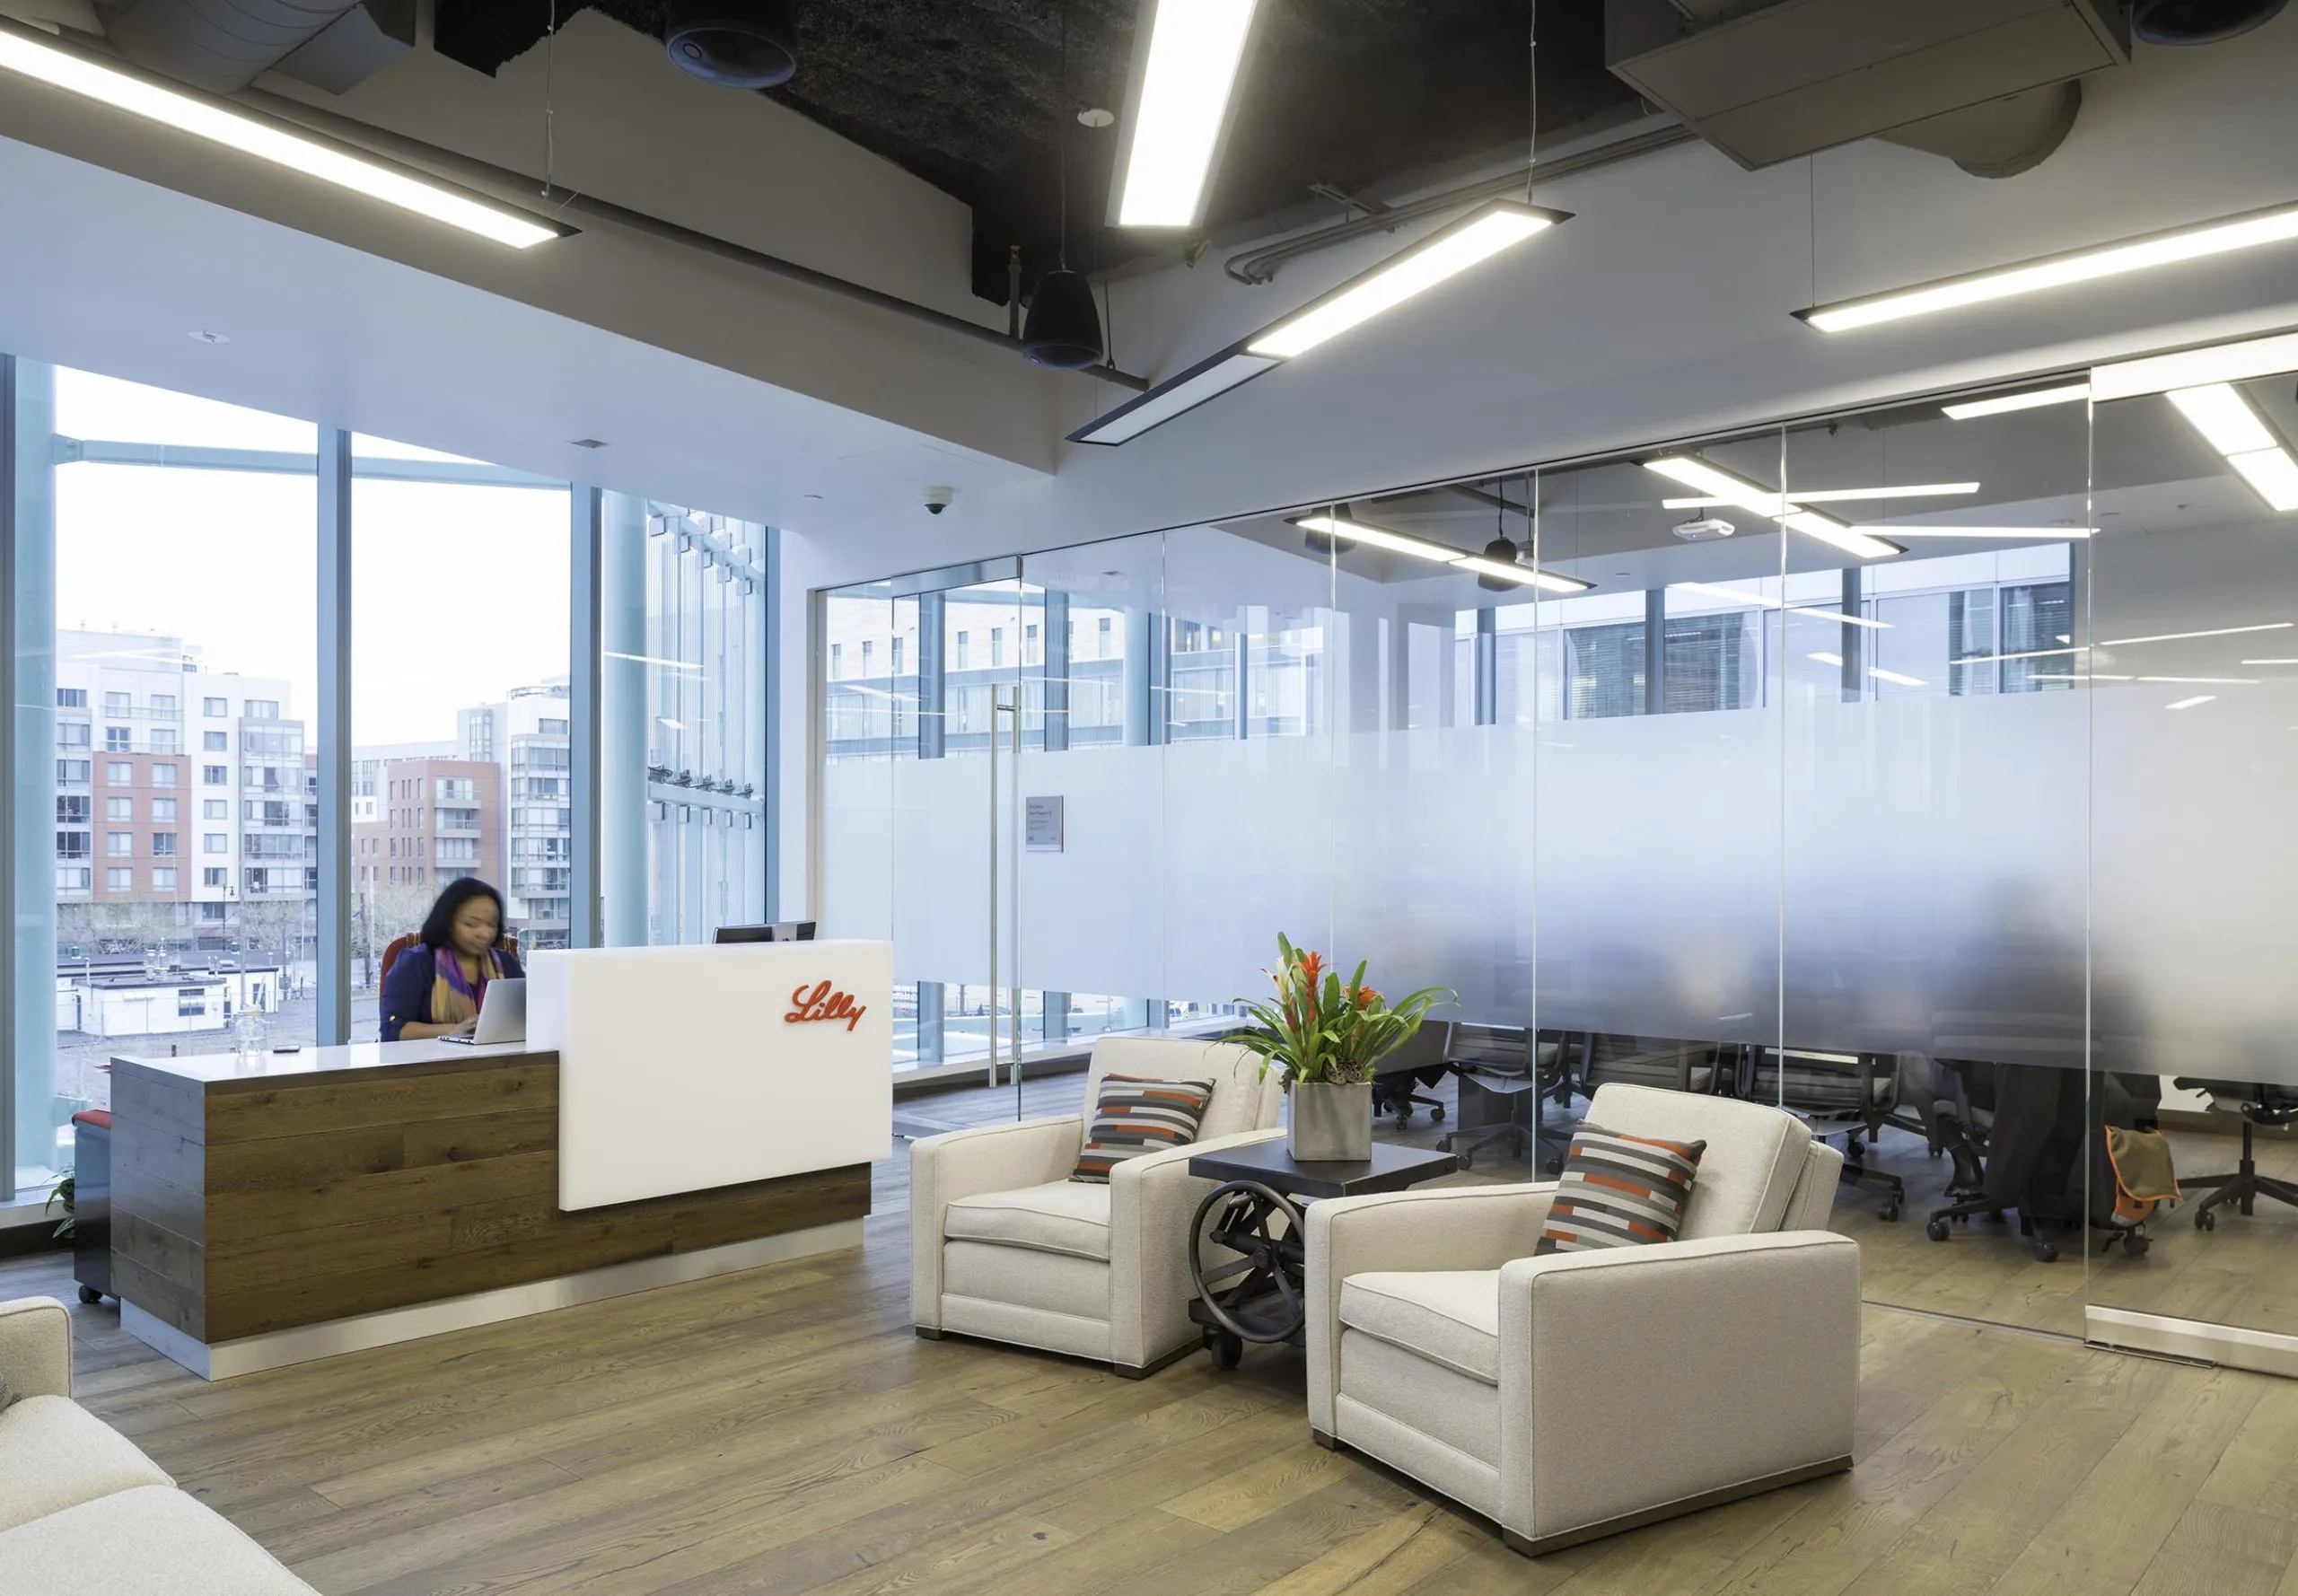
[{"xmin": 108, "ymin": 940, "xmax": 892, "ymax": 1379}]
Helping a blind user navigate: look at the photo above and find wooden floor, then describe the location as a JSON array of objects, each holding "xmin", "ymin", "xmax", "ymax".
[{"xmin": 4, "ymin": 1073, "xmax": 2298, "ymax": 1594}]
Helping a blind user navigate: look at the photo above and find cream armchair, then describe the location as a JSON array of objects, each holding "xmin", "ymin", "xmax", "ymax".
[
  {"xmin": 1305, "ymin": 1083, "xmax": 1858, "ymax": 1557},
  {"xmin": 910, "ymin": 1037, "xmax": 1285, "ymax": 1377}
]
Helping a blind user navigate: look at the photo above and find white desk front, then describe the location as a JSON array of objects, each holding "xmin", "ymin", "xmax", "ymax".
[{"xmin": 527, "ymin": 940, "xmax": 893, "ymax": 1210}]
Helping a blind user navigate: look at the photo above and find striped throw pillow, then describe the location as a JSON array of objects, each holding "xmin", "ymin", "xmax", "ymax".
[
  {"xmin": 1071, "ymin": 1074, "xmax": 1217, "ymax": 1183},
  {"xmin": 1534, "ymin": 1124, "xmax": 1706, "ymax": 1255}
]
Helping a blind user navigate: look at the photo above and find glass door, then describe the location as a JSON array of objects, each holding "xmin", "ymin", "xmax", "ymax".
[{"xmin": 886, "ymin": 561, "xmax": 1025, "ymax": 1088}]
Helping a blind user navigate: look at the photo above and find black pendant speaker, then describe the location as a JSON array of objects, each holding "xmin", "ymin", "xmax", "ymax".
[
  {"xmin": 2131, "ymin": 0, "xmax": 2287, "ymax": 44},
  {"xmin": 666, "ymin": 0, "xmax": 799, "ymax": 89},
  {"xmin": 1022, "ymin": 269, "xmax": 1106, "ymax": 370},
  {"xmin": 1477, "ymin": 535, "xmax": 1523, "ymax": 592}
]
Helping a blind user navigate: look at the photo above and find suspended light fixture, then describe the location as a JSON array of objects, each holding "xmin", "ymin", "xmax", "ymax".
[
  {"xmin": 0, "ymin": 16, "xmax": 566, "ymax": 249},
  {"xmin": 1072, "ymin": 1, "xmax": 1564, "ymax": 443},
  {"xmin": 1023, "ymin": 4, "xmax": 1106, "ymax": 371},
  {"xmin": 1109, "ymin": 0, "xmax": 1261, "ymax": 228},
  {"xmin": 1797, "ymin": 200, "xmax": 2298, "ymax": 334}
]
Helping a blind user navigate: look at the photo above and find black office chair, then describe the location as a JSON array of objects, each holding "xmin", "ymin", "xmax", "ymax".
[
  {"xmin": 1370, "ymin": 1022, "xmax": 1449, "ymax": 1127},
  {"xmin": 1744, "ymin": 1048, "xmax": 1910, "ymax": 1220},
  {"xmin": 2171, "ymin": 1080, "xmax": 2298, "ymax": 1230},
  {"xmin": 1439, "ymin": 1023, "xmax": 1569, "ymax": 1171}
]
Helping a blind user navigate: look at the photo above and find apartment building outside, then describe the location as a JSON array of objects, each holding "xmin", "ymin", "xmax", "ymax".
[{"xmin": 55, "ymin": 629, "xmax": 315, "ymax": 964}]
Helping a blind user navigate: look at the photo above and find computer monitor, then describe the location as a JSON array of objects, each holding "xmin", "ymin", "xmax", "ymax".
[{"xmin": 713, "ymin": 921, "xmax": 818, "ymax": 944}]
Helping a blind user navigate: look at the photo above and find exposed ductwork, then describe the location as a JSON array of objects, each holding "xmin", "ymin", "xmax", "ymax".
[
  {"xmin": 1604, "ymin": 0, "xmax": 2128, "ymax": 178},
  {"xmin": 98, "ymin": 0, "xmax": 411, "ymax": 96}
]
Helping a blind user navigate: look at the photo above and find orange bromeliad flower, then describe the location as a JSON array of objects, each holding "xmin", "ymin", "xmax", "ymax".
[{"xmin": 1296, "ymin": 949, "xmax": 1326, "ymax": 984}]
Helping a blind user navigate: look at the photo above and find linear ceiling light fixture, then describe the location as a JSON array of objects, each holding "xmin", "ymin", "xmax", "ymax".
[
  {"xmin": 1942, "ymin": 384, "xmax": 2092, "ymax": 420},
  {"xmin": 1645, "ymin": 458, "xmax": 1903, "ymax": 560},
  {"xmin": 1110, "ymin": 0, "xmax": 1261, "ymax": 229},
  {"xmin": 1660, "ymin": 482, "xmax": 1979, "ymax": 510},
  {"xmin": 1850, "ymin": 525, "xmax": 2097, "ymax": 540},
  {"xmin": 0, "ymin": 20, "xmax": 565, "ymax": 249},
  {"xmin": 1292, "ymin": 514, "xmax": 1592, "ymax": 592},
  {"xmin": 2157, "ymin": 382, "xmax": 2298, "ymax": 512},
  {"xmin": 1797, "ymin": 201, "xmax": 2298, "ymax": 334},
  {"xmin": 1246, "ymin": 200, "xmax": 1567, "ymax": 359},
  {"xmin": 1671, "ymin": 581, "xmax": 1890, "ymax": 628},
  {"xmin": 2092, "ymin": 330, "xmax": 2298, "ymax": 401}
]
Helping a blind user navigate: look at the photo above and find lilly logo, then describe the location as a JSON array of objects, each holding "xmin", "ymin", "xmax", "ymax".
[{"xmin": 785, "ymin": 980, "xmax": 867, "ymax": 1032}]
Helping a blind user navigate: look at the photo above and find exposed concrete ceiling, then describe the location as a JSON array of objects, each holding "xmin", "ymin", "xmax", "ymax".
[{"xmin": 430, "ymin": 0, "xmax": 1642, "ymax": 302}]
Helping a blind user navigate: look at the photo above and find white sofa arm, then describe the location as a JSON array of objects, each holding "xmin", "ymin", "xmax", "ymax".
[
  {"xmin": 1106, "ymin": 1128, "xmax": 1284, "ymax": 1370},
  {"xmin": 1302, "ymin": 1182, "xmax": 1558, "ymax": 1437},
  {"xmin": 0, "ymin": 1296, "xmax": 72, "ymax": 1399},
  {"xmin": 1495, "ymin": 1232, "xmax": 1860, "ymax": 1548},
  {"xmin": 909, "ymin": 1116, "xmax": 1085, "ymax": 1330}
]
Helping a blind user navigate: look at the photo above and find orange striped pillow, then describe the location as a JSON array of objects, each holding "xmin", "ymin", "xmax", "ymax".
[
  {"xmin": 1534, "ymin": 1124, "xmax": 1706, "ymax": 1254},
  {"xmin": 1070, "ymin": 1074, "xmax": 1216, "ymax": 1182}
]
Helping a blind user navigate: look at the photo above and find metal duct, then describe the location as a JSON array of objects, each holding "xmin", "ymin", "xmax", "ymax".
[
  {"xmin": 1605, "ymin": 0, "xmax": 2127, "ymax": 175},
  {"xmin": 101, "ymin": 0, "xmax": 365, "ymax": 94}
]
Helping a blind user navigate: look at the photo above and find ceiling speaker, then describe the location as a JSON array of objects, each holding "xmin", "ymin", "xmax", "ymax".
[
  {"xmin": 1477, "ymin": 535, "xmax": 1522, "ymax": 592},
  {"xmin": 1022, "ymin": 270, "xmax": 1106, "ymax": 371},
  {"xmin": 2131, "ymin": 0, "xmax": 2288, "ymax": 44},
  {"xmin": 666, "ymin": 0, "xmax": 799, "ymax": 89}
]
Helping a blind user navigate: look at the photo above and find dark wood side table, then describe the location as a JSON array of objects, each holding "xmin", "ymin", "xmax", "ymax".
[{"xmin": 1185, "ymin": 1139, "xmax": 1460, "ymax": 1367}]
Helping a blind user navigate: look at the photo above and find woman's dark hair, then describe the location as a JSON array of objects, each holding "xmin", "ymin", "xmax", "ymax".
[{"xmin": 420, "ymin": 878, "xmax": 509, "ymax": 951}]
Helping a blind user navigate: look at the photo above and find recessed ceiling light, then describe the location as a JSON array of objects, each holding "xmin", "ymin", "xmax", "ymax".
[
  {"xmin": 2166, "ymin": 695, "xmax": 2216, "ymax": 710},
  {"xmin": 1809, "ymin": 651, "xmax": 1843, "ymax": 667},
  {"xmin": 1869, "ymin": 667, "xmax": 1927, "ymax": 688},
  {"xmin": 1849, "ymin": 525, "xmax": 2096, "ymax": 539},
  {"xmin": 1077, "ymin": 107, "xmax": 1114, "ymax": 127},
  {"xmin": 188, "ymin": 329, "xmax": 229, "ymax": 345},
  {"xmin": 1659, "ymin": 482, "xmax": 1978, "ymax": 510},
  {"xmin": 0, "ymin": 19, "xmax": 566, "ymax": 249},
  {"xmin": 2092, "ymin": 329, "xmax": 2298, "ymax": 402},
  {"xmin": 1798, "ymin": 200, "xmax": 2298, "ymax": 334}
]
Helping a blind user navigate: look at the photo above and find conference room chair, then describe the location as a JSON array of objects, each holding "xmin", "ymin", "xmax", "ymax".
[
  {"xmin": 1305, "ymin": 1083, "xmax": 1856, "ymax": 1557},
  {"xmin": 2171, "ymin": 1080, "xmax": 2298, "ymax": 1230},
  {"xmin": 1371, "ymin": 1022, "xmax": 1451, "ymax": 1127},
  {"xmin": 908, "ymin": 1036, "xmax": 1284, "ymax": 1377},
  {"xmin": 1582, "ymin": 1032, "xmax": 1726, "ymax": 1095},
  {"xmin": 1743, "ymin": 1047, "xmax": 1916, "ymax": 1220},
  {"xmin": 1438, "ymin": 1023, "xmax": 1576, "ymax": 1173}
]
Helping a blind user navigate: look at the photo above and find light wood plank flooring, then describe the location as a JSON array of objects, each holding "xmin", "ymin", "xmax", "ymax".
[{"xmin": 1, "ymin": 1071, "xmax": 2294, "ymax": 1593}]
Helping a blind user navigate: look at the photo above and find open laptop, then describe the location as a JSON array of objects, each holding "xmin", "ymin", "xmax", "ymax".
[{"xmin": 443, "ymin": 977, "xmax": 526, "ymax": 1045}]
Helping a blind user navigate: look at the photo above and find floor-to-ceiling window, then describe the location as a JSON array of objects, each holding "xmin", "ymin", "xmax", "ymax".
[
  {"xmin": 599, "ymin": 495, "xmax": 770, "ymax": 946},
  {"xmin": 346, "ymin": 434, "xmax": 569, "ymax": 1029},
  {"xmin": 13, "ymin": 365, "xmax": 320, "ymax": 1190}
]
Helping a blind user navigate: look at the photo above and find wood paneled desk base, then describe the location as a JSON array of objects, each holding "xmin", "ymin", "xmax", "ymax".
[{"xmin": 109, "ymin": 1041, "xmax": 869, "ymax": 1379}]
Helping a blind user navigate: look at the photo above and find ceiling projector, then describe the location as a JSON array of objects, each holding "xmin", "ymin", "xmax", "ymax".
[{"xmin": 1672, "ymin": 515, "xmax": 1738, "ymax": 542}]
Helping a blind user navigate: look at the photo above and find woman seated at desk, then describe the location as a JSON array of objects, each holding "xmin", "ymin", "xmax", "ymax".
[{"xmin": 380, "ymin": 878, "xmax": 525, "ymax": 1041}]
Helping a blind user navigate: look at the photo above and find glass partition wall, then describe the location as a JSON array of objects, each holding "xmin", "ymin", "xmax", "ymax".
[{"xmin": 820, "ymin": 338, "xmax": 2298, "ymax": 1373}]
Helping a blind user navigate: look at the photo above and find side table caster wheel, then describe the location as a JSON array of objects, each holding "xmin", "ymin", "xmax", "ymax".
[
  {"xmin": 1925, "ymin": 1219, "xmax": 1951, "ymax": 1242},
  {"xmin": 76, "ymin": 1285, "xmax": 102, "ymax": 1305},
  {"xmin": 1431, "ymin": 1105, "xmax": 1445, "ymax": 1123},
  {"xmin": 1206, "ymin": 1329, "xmax": 1243, "ymax": 1370}
]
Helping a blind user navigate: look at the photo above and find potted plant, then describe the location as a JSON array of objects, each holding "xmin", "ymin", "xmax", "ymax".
[{"xmin": 1236, "ymin": 935, "xmax": 1449, "ymax": 1162}]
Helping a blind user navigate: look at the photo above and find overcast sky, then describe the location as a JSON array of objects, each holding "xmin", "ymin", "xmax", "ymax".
[{"xmin": 53, "ymin": 368, "xmax": 570, "ymax": 745}]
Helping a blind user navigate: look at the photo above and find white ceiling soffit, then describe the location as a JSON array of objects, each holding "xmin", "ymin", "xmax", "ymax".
[
  {"xmin": 0, "ymin": 127, "xmax": 1038, "ymax": 533},
  {"xmin": 1606, "ymin": 0, "xmax": 2127, "ymax": 175}
]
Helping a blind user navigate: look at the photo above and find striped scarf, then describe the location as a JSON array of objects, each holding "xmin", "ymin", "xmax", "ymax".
[{"xmin": 430, "ymin": 946, "xmax": 509, "ymax": 1028}]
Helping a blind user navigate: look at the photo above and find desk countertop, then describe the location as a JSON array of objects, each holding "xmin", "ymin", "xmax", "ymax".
[{"xmin": 110, "ymin": 1038, "xmax": 550, "ymax": 1087}]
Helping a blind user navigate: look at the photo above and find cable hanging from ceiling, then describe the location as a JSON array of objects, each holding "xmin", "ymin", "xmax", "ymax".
[{"xmin": 1022, "ymin": 0, "xmax": 1109, "ymax": 370}]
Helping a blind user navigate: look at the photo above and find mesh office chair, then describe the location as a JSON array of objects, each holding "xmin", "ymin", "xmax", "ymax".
[
  {"xmin": 1582, "ymin": 1033, "xmax": 1725, "ymax": 1095},
  {"xmin": 1438, "ymin": 1023, "xmax": 1571, "ymax": 1171},
  {"xmin": 1370, "ymin": 1022, "xmax": 1450, "ymax": 1127},
  {"xmin": 1743, "ymin": 1048, "xmax": 1912, "ymax": 1220},
  {"xmin": 2171, "ymin": 1080, "xmax": 2298, "ymax": 1230}
]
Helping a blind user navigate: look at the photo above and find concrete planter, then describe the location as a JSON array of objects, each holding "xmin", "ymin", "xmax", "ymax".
[{"xmin": 1289, "ymin": 1082, "xmax": 1374, "ymax": 1162}]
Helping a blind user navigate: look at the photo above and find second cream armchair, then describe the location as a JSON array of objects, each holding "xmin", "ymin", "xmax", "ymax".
[{"xmin": 910, "ymin": 1036, "xmax": 1284, "ymax": 1376}]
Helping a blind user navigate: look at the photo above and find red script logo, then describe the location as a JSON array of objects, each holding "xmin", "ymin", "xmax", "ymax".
[{"xmin": 785, "ymin": 980, "xmax": 867, "ymax": 1032}]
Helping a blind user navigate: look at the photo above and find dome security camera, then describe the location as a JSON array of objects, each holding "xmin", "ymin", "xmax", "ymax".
[{"xmin": 922, "ymin": 486, "xmax": 954, "ymax": 516}]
